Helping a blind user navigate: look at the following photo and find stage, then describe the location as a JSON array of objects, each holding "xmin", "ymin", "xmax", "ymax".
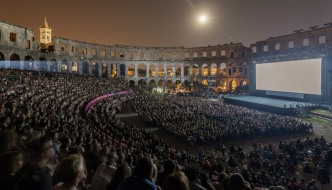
[{"xmin": 222, "ymin": 95, "xmax": 307, "ymax": 115}]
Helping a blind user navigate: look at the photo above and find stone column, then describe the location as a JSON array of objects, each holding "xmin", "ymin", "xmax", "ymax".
[
  {"xmin": 155, "ymin": 64, "xmax": 159, "ymax": 77},
  {"xmin": 172, "ymin": 64, "xmax": 175, "ymax": 78},
  {"xmin": 125, "ymin": 63, "xmax": 128, "ymax": 77},
  {"xmin": 78, "ymin": 62, "xmax": 83, "ymax": 75},
  {"xmin": 146, "ymin": 63, "xmax": 150, "ymax": 77},
  {"xmin": 116, "ymin": 62, "xmax": 120, "ymax": 77},
  {"xmin": 164, "ymin": 63, "xmax": 167, "ymax": 77},
  {"xmin": 68, "ymin": 62, "xmax": 73, "ymax": 73},
  {"xmin": 98, "ymin": 63, "xmax": 102, "ymax": 77},
  {"xmin": 134, "ymin": 63, "xmax": 138, "ymax": 77}
]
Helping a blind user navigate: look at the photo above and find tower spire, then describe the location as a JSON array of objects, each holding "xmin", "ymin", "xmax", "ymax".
[{"xmin": 44, "ymin": 17, "xmax": 49, "ymax": 28}]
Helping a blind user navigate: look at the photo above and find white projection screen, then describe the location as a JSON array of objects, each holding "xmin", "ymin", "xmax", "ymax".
[{"xmin": 256, "ymin": 58, "xmax": 322, "ymax": 95}]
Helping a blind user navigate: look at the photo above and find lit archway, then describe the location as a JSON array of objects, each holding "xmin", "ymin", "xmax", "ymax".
[
  {"xmin": 138, "ymin": 63, "xmax": 146, "ymax": 77},
  {"xmin": 24, "ymin": 56, "xmax": 34, "ymax": 70},
  {"xmin": 193, "ymin": 64, "xmax": 199, "ymax": 76},
  {"xmin": 175, "ymin": 64, "xmax": 181, "ymax": 77},
  {"xmin": 158, "ymin": 63, "xmax": 164, "ymax": 77},
  {"xmin": 102, "ymin": 62, "xmax": 108, "ymax": 78},
  {"xmin": 166, "ymin": 64, "xmax": 172, "ymax": 77},
  {"xmin": 220, "ymin": 63, "xmax": 227, "ymax": 76},
  {"xmin": 72, "ymin": 61, "xmax": 78, "ymax": 74},
  {"xmin": 149, "ymin": 64, "xmax": 156, "ymax": 77},
  {"xmin": 127, "ymin": 64, "xmax": 135, "ymax": 77},
  {"xmin": 61, "ymin": 60, "xmax": 69, "ymax": 73},
  {"xmin": 10, "ymin": 54, "xmax": 20, "ymax": 69},
  {"xmin": 201, "ymin": 63, "xmax": 208, "ymax": 76},
  {"xmin": 211, "ymin": 63, "xmax": 217, "ymax": 76}
]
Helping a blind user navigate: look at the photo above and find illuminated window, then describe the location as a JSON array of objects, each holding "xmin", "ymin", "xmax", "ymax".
[
  {"xmin": 111, "ymin": 51, "xmax": 115, "ymax": 57},
  {"xmin": 203, "ymin": 52, "xmax": 207, "ymax": 57},
  {"xmin": 275, "ymin": 43, "xmax": 280, "ymax": 50},
  {"xmin": 82, "ymin": 48, "xmax": 87, "ymax": 55},
  {"xmin": 10, "ymin": 33, "xmax": 16, "ymax": 42},
  {"xmin": 252, "ymin": 47, "xmax": 257, "ymax": 53},
  {"xmin": 92, "ymin": 49, "xmax": 97, "ymax": 56},
  {"xmin": 72, "ymin": 46, "xmax": 77, "ymax": 53},
  {"xmin": 61, "ymin": 45, "xmax": 67, "ymax": 51},
  {"xmin": 319, "ymin": 36, "xmax": 326, "ymax": 44},
  {"xmin": 303, "ymin": 38, "xmax": 309, "ymax": 46},
  {"xmin": 263, "ymin": 45, "xmax": 268, "ymax": 51},
  {"xmin": 101, "ymin": 50, "xmax": 106, "ymax": 57},
  {"xmin": 221, "ymin": 50, "xmax": 226, "ymax": 56},
  {"xmin": 212, "ymin": 51, "xmax": 216, "ymax": 56},
  {"xmin": 25, "ymin": 40, "xmax": 30, "ymax": 49},
  {"xmin": 194, "ymin": 52, "xmax": 198, "ymax": 57},
  {"xmin": 288, "ymin": 41, "xmax": 294, "ymax": 48}
]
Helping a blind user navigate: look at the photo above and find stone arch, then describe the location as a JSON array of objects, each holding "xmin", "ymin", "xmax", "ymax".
[
  {"xmin": 129, "ymin": 80, "xmax": 136, "ymax": 87},
  {"xmin": 61, "ymin": 60, "xmax": 69, "ymax": 73},
  {"xmin": 39, "ymin": 57, "xmax": 47, "ymax": 71},
  {"xmin": 111, "ymin": 63, "xmax": 117, "ymax": 77},
  {"xmin": 211, "ymin": 63, "xmax": 217, "ymax": 76},
  {"xmin": 229, "ymin": 80, "xmax": 237, "ymax": 91},
  {"xmin": 149, "ymin": 64, "xmax": 156, "ymax": 77},
  {"xmin": 119, "ymin": 63, "xmax": 125, "ymax": 76},
  {"xmin": 24, "ymin": 56, "xmax": 34, "ymax": 70},
  {"xmin": 202, "ymin": 79, "xmax": 208, "ymax": 86},
  {"xmin": 138, "ymin": 63, "xmax": 146, "ymax": 77},
  {"xmin": 158, "ymin": 79, "xmax": 164, "ymax": 87},
  {"xmin": 166, "ymin": 64, "xmax": 172, "ymax": 77},
  {"xmin": 175, "ymin": 80, "xmax": 182, "ymax": 89},
  {"xmin": 220, "ymin": 63, "xmax": 227, "ymax": 76},
  {"xmin": 138, "ymin": 79, "xmax": 147, "ymax": 87},
  {"xmin": 149, "ymin": 79, "xmax": 157, "ymax": 87},
  {"xmin": 0, "ymin": 52, "xmax": 4, "ymax": 60},
  {"xmin": 72, "ymin": 61, "xmax": 79, "ymax": 74},
  {"xmin": 240, "ymin": 80, "xmax": 247, "ymax": 86},
  {"xmin": 217, "ymin": 79, "xmax": 227, "ymax": 92},
  {"xmin": 183, "ymin": 80, "xmax": 190, "ymax": 90},
  {"xmin": 127, "ymin": 64, "xmax": 135, "ymax": 77},
  {"xmin": 201, "ymin": 63, "xmax": 208, "ymax": 76},
  {"xmin": 175, "ymin": 64, "xmax": 181, "ymax": 77},
  {"xmin": 184, "ymin": 64, "xmax": 190, "ymax": 77},
  {"xmin": 91, "ymin": 62, "xmax": 99, "ymax": 76},
  {"xmin": 102, "ymin": 62, "xmax": 108, "ymax": 78},
  {"xmin": 10, "ymin": 53, "xmax": 20, "ymax": 69},
  {"xmin": 157, "ymin": 63, "xmax": 164, "ymax": 77},
  {"xmin": 166, "ymin": 80, "xmax": 173, "ymax": 89},
  {"xmin": 82, "ymin": 61, "xmax": 89, "ymax": 75},
  {"xmin": 193, "ymin": 64, "xmax": 199, "ymax": 76}
]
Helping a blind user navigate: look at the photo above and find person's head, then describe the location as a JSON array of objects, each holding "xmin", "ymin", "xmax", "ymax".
[
  {"xmin": 107, "ymin": 163, "xmax": 131, "ymax": 190},
  {"xmin": 32, "ymin": 135, "xmax": 55, "ymax": 164},
  {"xmin": 162, "ymin": 172, "xmax": 189, "ymax": 190},
  {"xmin": 56, "ymin": 154, "xmax": 86, "ymax": 185},
  {"xmin": 134, "ymin": 157, "xmax": 154, "ymax": 179},
  {"xmin": 184, "ymin": 166, "xmax": 200, "ymax": 182},
  {"xmin": 0, "ymin": 130, "xmax": 17, "ymax": 154},
  {"xmin": 163, "ymin": 159, "xmax": 176, "ymax": 174},
  {"xmin": 229, "ymin": 173, "xmax": 246, "ymax": 190},
  {"xmin": 0, "ymin": 151, "xmax": 24, "ymax": 175}
]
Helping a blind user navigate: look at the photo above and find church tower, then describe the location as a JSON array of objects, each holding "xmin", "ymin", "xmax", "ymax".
[{"xmin": 39, "ymin": 17, "xmax": 52, "ymax": 49}]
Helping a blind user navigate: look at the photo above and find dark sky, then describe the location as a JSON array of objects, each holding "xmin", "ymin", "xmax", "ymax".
[{"xmin": 2, "ymin": 0, "xmax": 332, "ymax": 47}]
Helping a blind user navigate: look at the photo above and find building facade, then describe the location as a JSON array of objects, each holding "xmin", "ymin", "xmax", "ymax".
[{"xmin": 1, "ymin": 19, "xmax": 332, "ymax": 94}]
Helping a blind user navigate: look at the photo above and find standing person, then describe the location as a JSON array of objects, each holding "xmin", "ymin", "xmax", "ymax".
[
  {"xmin": 117, "ymin": 157, "xmax": 157, "ymax": 190},
  {"xmin": 15, "ymin": 136, "xmax": 55, "ymax": 190},
  {"xmin": 52, "ymin": 154, "xmax": 86, "ymax": 190}
]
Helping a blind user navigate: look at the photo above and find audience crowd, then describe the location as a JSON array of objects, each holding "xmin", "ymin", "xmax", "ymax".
[{"xmin": 0, "ymin": 68, "xmax": 330, "ymax": 190}]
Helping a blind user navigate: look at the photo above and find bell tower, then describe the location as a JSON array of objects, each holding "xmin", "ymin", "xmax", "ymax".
[{"xmin": 39, "ymin": 17, "xmax": 52, "ymax": 49}]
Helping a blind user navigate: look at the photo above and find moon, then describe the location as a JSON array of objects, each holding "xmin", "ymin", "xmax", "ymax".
[{"xmin": 199, "ymin": 15, "xmax": 207, "ymax": 23}]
